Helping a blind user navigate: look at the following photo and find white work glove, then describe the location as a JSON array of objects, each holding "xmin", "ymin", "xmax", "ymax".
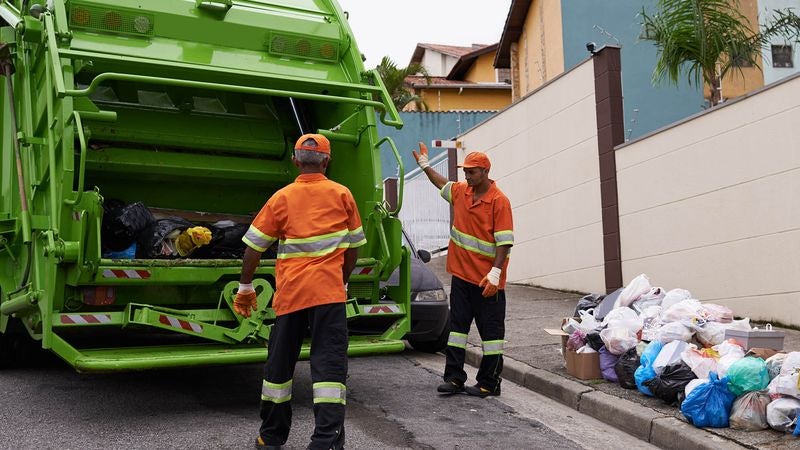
[
  {"xmin": 412, "ymin": 142, "xmax": 430, "ymax": 170},
  {"xmin": 479, "ymin": 267, "xmax": 502, "ymax": 298},
  {"xmin": 238, "ymin": 282, "xmax": 255, "ymax": 294},
  {"xmin": 234, "ymin": 283, "xmax": 257, "ymax": 317}
]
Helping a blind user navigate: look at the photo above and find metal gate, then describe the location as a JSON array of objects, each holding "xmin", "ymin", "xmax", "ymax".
[{"xmin": 398, "ymin": 152, "xmax": 451, "ymax": 252}]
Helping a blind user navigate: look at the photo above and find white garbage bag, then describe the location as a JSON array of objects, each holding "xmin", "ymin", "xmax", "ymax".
[
  {"xmin": 653, "ymin": 341, "xmax": 689, "ymax": 375},
  {"xmin": 661, "ymin": 288, "xmax": 692, "ymax": 310},
  {"xmin": 631, "ymin": 287, "xmax": 665, "ymax": 313},
  {"xmin": 780, "ymin": 352, "xmax": 800, "ymax": 376},
  {"xmin": 768, "ymin": 372, "xmax": 800, "ymax": 399},
  {"xmin": 684, "ymin": 378, "xmax": 708, "ymax": 398},
  {"xmin": 694, "ymin": 321, "xmax": 727, "ymax": 347},
  {"xmin": 702, "ymin": 303, "xmax": 733, "ymax": 323},
  {"xmin": 767, "ymin": 397, "xmax": 800, "ymax": 433},
  {"xmin": 657, "ymin": 321, "xmax": 694, "ymax": 343},
  {"xmin": 714, "ymin": 340, "xmax": 745, "ymax": 377},
  {"xmin": 599, "ymin": 327, "xmax": 639, "ymax": 356},
  {"xmin": 661, "ymin": 299, "xmax": 705, "ymax": 324},
  {"xmin": 681, "ymin": 345, "xmax": 719, "ymax": 379},
  {"xmin": 602, "ymin": 307, "xmax": 642, "ymax": 334},
  {"xmin": 614, "ymin": 274, "xmax": 651, "ymax": 308}
]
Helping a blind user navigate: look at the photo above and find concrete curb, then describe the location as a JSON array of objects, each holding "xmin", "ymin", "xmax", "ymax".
[{"xmin": 464, "ymin": 346, "xmax": 748, "ymax": 450}]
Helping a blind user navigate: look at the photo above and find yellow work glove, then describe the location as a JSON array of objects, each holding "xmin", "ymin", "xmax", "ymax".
[
  {"xmin": 176, "ymin": 226, "xmax": 212, "ymax": 257},
  {"xmin": 233, "ymin": 283, "xmax": 258, "ymax": 317},
  {"xmin": 412, "ymin": 142, "xmax": 430, "ymax": 169},
  {"xmin": 479, "ymin": 267, "xmax": 502, "ymax": 298}
]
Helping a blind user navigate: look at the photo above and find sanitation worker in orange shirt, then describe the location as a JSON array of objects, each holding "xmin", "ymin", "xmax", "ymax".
[
  {"xmin": 235, "ymin": 134, "xmax": 365, "ymax": 450},
  {"xmin": 412, "ymin": 143, "xmax": 513, "ymax": 397}
]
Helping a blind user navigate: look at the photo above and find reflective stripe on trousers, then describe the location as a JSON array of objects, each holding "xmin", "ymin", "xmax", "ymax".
[
  {"xmin": 262, "ymin": 379, "xmax": 293, "ymax": 403},
  {"xmin": 482, "ymin": 339, "xmax": 505, "ymax": 356},
  {"xmin": 313, "ymin": 381, "xmax": 346, "ymax": 405},
  {"xmin": 447, "ymin": 331, "xmax": 468, "ymax": 349}
]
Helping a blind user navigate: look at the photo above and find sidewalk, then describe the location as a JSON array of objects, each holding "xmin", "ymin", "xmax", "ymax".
[{"xmin": 427, "ymin": 255, "xmax": 800, "ymax": 450}]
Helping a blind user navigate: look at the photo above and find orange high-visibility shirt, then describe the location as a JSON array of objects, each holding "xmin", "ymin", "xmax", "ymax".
[
  {"xmin": 243, "ymin": 173, "xmax": 366, "ymax": 316},
  {"xmin": 440, "ymin": 180, "xmax": 513, "ymax": 288}
]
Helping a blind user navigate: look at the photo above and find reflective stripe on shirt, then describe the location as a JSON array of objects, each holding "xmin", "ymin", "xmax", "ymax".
[
  {"xmin": 243, "ymin": 225, "xmax": 277, "ymax": 252},
  {"xmin": 450, "ymin": 226, "xmax": 497, "ymax": 259},
  {"xmin": 440, "ymin": 181, "xmax": 453, "ymax": 204},
  {"xmin": 493, "ymin": 230, "xmax": 514, "ymax": 246}
]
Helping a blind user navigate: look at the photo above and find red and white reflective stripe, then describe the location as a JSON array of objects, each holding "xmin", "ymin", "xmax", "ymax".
[
  {"xmin": 158, "ymin": 315, "xmax": 203, "ymax": 334},
  {"xmin": 60, "ymin": 314, "xmax": 112, "ymax": 324},
  {"xmin": 102, "ymin": 269, "xmax": 151, "ymax": 279},
  {"xmin": 361, "ymin": 305, "xmax": 401, "ymax": 314},
  {"xmin": 351, "ymin": 267, "xmax": 374, "ymax": 276}
]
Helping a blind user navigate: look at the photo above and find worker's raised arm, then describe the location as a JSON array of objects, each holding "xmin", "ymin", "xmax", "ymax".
[{"xmin": 412, "ymin": 142, "xmax": 448, "ymax": 190}]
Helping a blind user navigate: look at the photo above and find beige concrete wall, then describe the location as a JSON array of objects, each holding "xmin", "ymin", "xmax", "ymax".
[
  {"xmin": 458, "ymin": 61, "xmax": 605, "ymax": 293},
  {"xmin": 616, "ymin": 74, "xmax": 800, "ymax": 325}
]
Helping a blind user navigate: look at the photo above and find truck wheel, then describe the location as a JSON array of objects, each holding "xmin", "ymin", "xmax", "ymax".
[{"xmin": 408, "ymin": 320, "xmax": 449, "ymax": 354}]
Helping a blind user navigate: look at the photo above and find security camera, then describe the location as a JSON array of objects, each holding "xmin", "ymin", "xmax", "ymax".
[{"xmin": 586, "ymin": 42, "xmax": 597, "ymax": 55}]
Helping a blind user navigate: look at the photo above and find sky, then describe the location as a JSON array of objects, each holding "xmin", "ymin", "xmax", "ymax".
[{"xmin": 337, "ymin": 0, "xmax": 513, "ymax": 69}]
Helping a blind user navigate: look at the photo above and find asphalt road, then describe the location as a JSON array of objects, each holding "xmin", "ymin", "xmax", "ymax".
[{"xmin": 0, "ymin": 350, "xmax": 652, "ymax": 450}]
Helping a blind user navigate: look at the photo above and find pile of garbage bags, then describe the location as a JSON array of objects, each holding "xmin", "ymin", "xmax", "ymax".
[
  {"xmin": 565, "ymin": 273, "xmax": 798, "ymax": 434},
  {"xmin": 101, "ymin": 200, "xmax": 256, "ymax": 259}
]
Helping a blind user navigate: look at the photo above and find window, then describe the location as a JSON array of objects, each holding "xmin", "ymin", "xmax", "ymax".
[
  {"xmin": 772, "ymin": 45, "xmax": 794, "ymax": 68},
  {"xmin": 732, "ymin": 53, "xmax": 752, "ymax": 68}
]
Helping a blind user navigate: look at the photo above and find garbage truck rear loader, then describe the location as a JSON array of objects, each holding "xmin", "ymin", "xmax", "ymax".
[{"xmin": 0, "ymin": 0, "xmax": 410, "ymax": 371}]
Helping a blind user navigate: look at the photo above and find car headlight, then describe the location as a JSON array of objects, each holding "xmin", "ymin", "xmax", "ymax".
[{"xmin": 414, "ymin": 289, "xmax": 447, "ymax": 301}]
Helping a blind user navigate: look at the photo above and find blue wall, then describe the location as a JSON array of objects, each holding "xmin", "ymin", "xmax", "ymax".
[
  {"xmin": 560, "ymin": 0, "xmax": 704, "ymax": 140},
  {"xmin": 376, "ymin": 111, "xmax": 494, "ymax": 179}
]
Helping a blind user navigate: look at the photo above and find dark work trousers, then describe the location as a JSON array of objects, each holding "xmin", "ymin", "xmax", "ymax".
[
  {"xmin": 259, "ymin": 302, "xmax": 348, "ymax": 450},
  {"xmin": 444, "ymin": 276, "xmax": 506, "ymax": 391}
]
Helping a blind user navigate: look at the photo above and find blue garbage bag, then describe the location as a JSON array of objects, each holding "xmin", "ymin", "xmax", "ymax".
[
  {"xmin": 680, "ymin": 372, "xmax": 737, "ymax": 428},
  {"xmin": 635, "ymin": 340, "xmax": 663, "ymax": 396}
]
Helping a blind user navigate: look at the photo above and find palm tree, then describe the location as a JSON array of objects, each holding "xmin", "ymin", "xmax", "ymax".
[
  {"xmin": 375, "ymin": 56, "xmax": 430, "ymax": 111},
  {"xmin": 641, "ymin": 0, "xmax": 800, "ymax": 106}
]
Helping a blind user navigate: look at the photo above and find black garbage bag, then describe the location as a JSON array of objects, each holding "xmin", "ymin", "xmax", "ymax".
[
  {"xmin": 644, "ymin": 362, "xmax": 697, "ymax": 405},
  {"xmin": 573, "ymin": 293, "xmax": 605, "ymax": 317},
  {"xmin": 192, "ymin": 221, "xmax": 250, "ymax": 259},
  {"xmin": 136, "ymin": 217, "xmax": 194, "ymax": 258},
  {"xmin": 615, "ymin": 347, "xmax": 640, "ymax": 389},
  {"xmin": 586, "ymin": 332, "xmax": 604, "ymax": 352},
  {"xmin": 102, "ymin": 201, "xmax": 154, "ymax": 251}
]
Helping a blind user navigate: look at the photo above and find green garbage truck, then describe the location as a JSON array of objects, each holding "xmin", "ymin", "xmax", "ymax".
[{"xmin": 0, "ymin": 0, "xmax": 412, "ymax": 371}]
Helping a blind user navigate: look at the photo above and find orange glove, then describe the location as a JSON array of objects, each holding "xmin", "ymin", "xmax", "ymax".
[
  {"xmin": 412, "ymin": 142, "xmax": 430, "ymax": 169},
  {"xmin": 234, "ymin": 283, "xmax": 258, "ymax": 317},
  {"xmin": 479, "ymin": 267, "xmax": 502, "ymax": 298}
]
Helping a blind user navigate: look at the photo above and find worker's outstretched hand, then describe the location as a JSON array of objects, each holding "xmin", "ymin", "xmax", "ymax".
[
  {"xmin": 412, "ymin": 142, "xmax": 430, "ymax": 169},
  {"xmin": 234, "ymin": 283, "xmax": 258, "ymax": 317},
  {"xmin": 479, "ymin": 267, "xmax": 502, "ymax": 298}
]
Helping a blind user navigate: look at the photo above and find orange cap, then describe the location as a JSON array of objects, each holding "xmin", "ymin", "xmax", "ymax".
[
  {"xmin": 294, "ymin": 133, "xmax": 331, "ymax": 155},
  {"xmin": 457, "ymin": 152, "xmax": 491, "ymax": 169}
]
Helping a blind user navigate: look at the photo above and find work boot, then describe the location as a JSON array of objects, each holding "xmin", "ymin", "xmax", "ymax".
[
  {"xmin": 255, "ymin": 436, "xmax": 283, "ymax": 449},
  {"xmin": 464, "ymin": 384, "xmax": 501, "ymax": 398},
  {"xmin": 437, "ymin": 380, "xmax": 464, "ymax": 394}
]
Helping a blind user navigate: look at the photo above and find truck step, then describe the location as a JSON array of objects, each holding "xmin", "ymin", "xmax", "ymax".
[{"xmin": 64, "ymin": 336, "xmax": 406, "ymax": 372}]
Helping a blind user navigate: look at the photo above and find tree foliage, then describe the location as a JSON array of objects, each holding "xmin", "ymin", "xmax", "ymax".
[
  {"xmin": 375, "ymin": 56, "xmax": 430, "ymax": 111},
  {"xmin": 641, "ymin": 0, "xmax": 800, "ymax": 105}
]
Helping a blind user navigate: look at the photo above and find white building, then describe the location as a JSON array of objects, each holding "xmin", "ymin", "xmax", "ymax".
[{"xmin": 759, "ymin": 0, "xmax": 800, "ymax": 84}]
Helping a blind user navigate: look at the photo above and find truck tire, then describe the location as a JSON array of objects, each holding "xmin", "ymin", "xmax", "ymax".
[{"xmin": 408, "ymin": 321, "xmax": 449, "ymax": 354}]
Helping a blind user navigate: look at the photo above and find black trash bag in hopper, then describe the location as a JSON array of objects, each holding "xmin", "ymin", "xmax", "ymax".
[
  {"xmin": 615, "ymin": 347, "xmax": 640, "ymax": 389},
  {"xmin": 101, "ymin": 200, "xmax": 155, "ymax": 251},
  {"xmin": 191, "ymin": 221, "xmax": 270, "ymax": 259},
  {"xmin": 643, "ymin": 362, "xmax": 697, "ymax": 405},
  {"xmin": 573, "ymin": 293, "xmax": 605, "ymax": 317},
  {"xmin": 136, "ymin": 217, "xmax": 194, "ymax": 259}
]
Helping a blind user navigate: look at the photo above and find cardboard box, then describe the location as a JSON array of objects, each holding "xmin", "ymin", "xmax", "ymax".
[
  {"xmin": 565, "ymin": 349, "xmax": 603, "ymax": 380},
  {"xmin": 725, "ymin": 326, "xmax": 785, "ymax": 351}
]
